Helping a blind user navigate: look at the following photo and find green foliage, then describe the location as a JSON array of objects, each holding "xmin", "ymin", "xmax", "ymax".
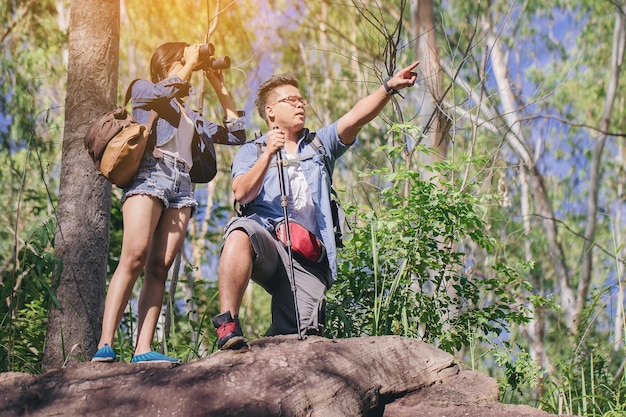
[
  {"xmin": 108, "ymin": 191, "xmax": 124, "ymax": 274},
  {"xmin": 539, "ymin": 354, "xmax": 626, "ymax": 417},
  {"xmin": 158, "ymin": 277, "xmax": 221, "ymax": 362},
  {"xmin": 0, "ymin": 219, "xmax": 60, "ymax": 372},
  {"xmin": 0, "ymin": 0, "xmax": 65, "ymax": 373},
  {"xmin": 326, "ymin": 144, "xmax": 536, "ymax": 359},
  {"xmin": 493, "ymin": 341, "xmax": 543, "ymax": 396},
  {"xmin": 537, "ymin": 287, "xmax": 626, "ymax": 416},
  {"xmin": 0, "ymin": 0, "xmax": 67, "ymax": 150}
]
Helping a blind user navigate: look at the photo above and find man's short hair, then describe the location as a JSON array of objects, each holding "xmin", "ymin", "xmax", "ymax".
[{"xmin": 255, "ymin": 74, "xmax": 299, "ymax": 123}]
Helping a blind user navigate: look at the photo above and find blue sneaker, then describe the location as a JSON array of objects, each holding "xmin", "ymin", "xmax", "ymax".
[
  {"xmin": 130, "ymin": 351, "xmax": 181, "ymax": 364},
  {"xmin": 91, "ymin": 344, "xmax": 116, "ymax": 362}
]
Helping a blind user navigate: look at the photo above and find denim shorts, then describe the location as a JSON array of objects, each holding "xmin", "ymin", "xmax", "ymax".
[{"xmin": 121, "ymin": 151, "xmax": 198, "ymax": 215}]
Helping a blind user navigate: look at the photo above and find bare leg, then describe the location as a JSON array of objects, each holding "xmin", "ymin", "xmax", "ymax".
[
  {"xmin": 97, "ymin": 195, "xmax": 162, "ymax": 349},
  {"xmin": 135, "ymin": 206, "xmax": 191, "ymax": 355},
  {"xmin": 218, "ymin": 229, "xmax": 255, "ymax": 317}
]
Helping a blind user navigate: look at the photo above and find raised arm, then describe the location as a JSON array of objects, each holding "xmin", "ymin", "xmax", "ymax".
[
  {"xmin": 205, "ymin": 69, "xmax": 239, "ymax": 120},
  {"xmin": 204, "ymin": 68, "xmax": 247, "ymax": 145},
  {"xmin": 336, "ymin": 61, "xmax": 419, "ymax": 145}
]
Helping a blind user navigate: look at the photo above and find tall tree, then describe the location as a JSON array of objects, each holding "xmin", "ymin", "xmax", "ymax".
[
  {"xmin": 577, "ymin": 0, "xmax": 626, "ymax": 328},
  {"xmin": 43, "ymin": 0, "xmax": 119, "ymax": 369},
  {"xmin": 412, "ymin": 0, "xmax": 448, "ymax": 165}
]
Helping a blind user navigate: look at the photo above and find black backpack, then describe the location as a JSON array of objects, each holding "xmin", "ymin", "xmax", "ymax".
[{"xmin": 237, "ymin": 131, "xmax": 347, "ymax": 248}]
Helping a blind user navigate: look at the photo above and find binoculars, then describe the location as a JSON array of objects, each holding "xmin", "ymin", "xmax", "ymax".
[{"xmin": 182, "ymin": 43, "xmax": 231, "ymax": 70}]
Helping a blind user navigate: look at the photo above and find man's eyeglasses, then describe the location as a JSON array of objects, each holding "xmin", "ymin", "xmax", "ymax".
[{"xmin": 268, "ymin": 96, "xmax": 309, "ymax": 107}]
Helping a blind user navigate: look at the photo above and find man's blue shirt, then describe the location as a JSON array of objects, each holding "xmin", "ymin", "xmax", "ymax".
[{"xmin": 232, "ymin": 122, "xmax": 352, "ymax": 281}]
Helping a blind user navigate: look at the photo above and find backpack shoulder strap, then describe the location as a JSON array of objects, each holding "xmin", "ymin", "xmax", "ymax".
[
  {"xmin": 255, "ymin": 141, "xmax": 264, "ymax": 158},
  {"xmin": 123, "ymin": 79, "xmax": 157, "ymax": 152},
  {"xmin": 305, "ymin": 132, "xmax": 347, "ymax": 246},
  {"xmin": 123, "ymin": 79, "xmax": 141, "ymax": 107},
  {"xmin": 253, "ymin": 130, "xmax": 265, "ymax": 159},
  {"xmin": 123, "ymin": 78, "xmax": 157, "ymax": 130},
  {"xmin": 304, "ymin": 132, "xmax": 332, "ymax": 183},
  {"xmin": 235, "ymin": 133, "xmax": 265, "ymax": 217}
]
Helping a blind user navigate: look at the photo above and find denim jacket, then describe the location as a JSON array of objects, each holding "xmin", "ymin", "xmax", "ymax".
[
  {"xmin": 232, "ymin": 122, "xmax": 352, "ymax": 281},
  {"xmin": 130, "ymin": 75, "xmax": 246, "ymax": 161}
]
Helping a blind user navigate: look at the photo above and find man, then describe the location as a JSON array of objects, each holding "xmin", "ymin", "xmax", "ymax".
[{"xmin": 213, "ymin": 62, "xmax": 419, "ymax": 350}]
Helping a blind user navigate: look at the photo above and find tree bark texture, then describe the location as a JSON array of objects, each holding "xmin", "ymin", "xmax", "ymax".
[
  {"xmin": 3, "ymin": 336, "xmax": 577, "ymax": 417},
  {"xmin": 43, "ymin": 0, "xmax": 120, "ymax": 370}
]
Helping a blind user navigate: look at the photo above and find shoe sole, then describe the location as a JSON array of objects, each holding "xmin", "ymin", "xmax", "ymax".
[
  {"xmin": 132, "ymin": 360, "xmax": 181, "ymax": 364},
  {"xmin": 91, "ymin": 357, "xmax": 115, "ymax": 363},
  {"xmin": 231, "ymin": 343, "xmax": 250, "ymax": 353},
  {"xmin": 220, "ymin": 336, "xmax": 247, "ymax": 351}
]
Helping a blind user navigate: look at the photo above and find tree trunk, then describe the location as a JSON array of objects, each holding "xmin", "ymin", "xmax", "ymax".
[
  {"xmin": 577, "ymin": 2, "xmax": 626, "ymax": 327},
  {"xmin": 412, "ymin": 0, "xmax": 448, "ymax": 167},
  {"xmin": 518, "ymin": 167, "xmax": 549, "ymax": 375},
  {"xmin": 43, "ymin": 0, "xmax": 119, "ymax": 370},
  {"xmin": 614, "ymin": 139, "xmax": 625, "ymax": 353},
  {"xmin": 484, "ymin": 22, "xmax": 576, "ymax": 327}
]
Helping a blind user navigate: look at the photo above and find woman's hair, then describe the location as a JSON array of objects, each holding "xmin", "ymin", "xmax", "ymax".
[
  {"xmin": 150, "ymin": 42, "xmax": 187, "ymax": 83},
  {"xmin": 255, "ymin": 74, "xmax": 299, "ymax": 123}
]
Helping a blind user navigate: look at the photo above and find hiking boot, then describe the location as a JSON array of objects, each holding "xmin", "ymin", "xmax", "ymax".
[
  {"xmin": 130, "ymin": 351, "xmax": 181, "ymax": 364},
  {"xmin": 91, "ymin": 343, "xmax": 116, "ymax": 362},
  {"xmin": 212, "ymin": 311, "xmax": 246, "ymax": 350}
]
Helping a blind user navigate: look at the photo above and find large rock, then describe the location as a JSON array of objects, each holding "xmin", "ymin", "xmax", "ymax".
[{"xmin": 0, "ymin": 336, "xmax": 576, "ymax": 417}]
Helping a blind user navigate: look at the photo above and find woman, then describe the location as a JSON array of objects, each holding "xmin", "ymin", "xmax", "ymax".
[{"xmin": 92, "ymin": 42, "xmax": 246, "ymax": 363}]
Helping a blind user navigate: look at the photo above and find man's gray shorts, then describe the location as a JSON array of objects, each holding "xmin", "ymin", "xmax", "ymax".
[{"xmin": 223, "ymin": 217, "xmax": 331, "ymax": 336}]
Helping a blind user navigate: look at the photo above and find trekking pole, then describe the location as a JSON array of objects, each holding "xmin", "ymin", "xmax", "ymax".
[{"xmin": 274, "ymin": 127, "xmax": 303, "ymax": 340}]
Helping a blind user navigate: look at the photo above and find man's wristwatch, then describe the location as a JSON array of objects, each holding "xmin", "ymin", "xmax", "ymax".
[{"xmin": 383, "ymin": 77, "xmax": 400, "ymax": 95}]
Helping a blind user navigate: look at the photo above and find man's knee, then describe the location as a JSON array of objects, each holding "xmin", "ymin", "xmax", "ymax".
[
  {"xmin": 226, "ymin": 228, "xmax": 250, "ymax": 243},
  {"xmin": 223, "ymin": 228, "xmax": 254, "ymax": 256}
]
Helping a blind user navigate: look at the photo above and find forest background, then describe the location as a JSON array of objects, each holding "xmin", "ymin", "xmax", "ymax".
[{"xmin": 1, "ymin": 0, "xmax": 625, "ymax": 416}]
